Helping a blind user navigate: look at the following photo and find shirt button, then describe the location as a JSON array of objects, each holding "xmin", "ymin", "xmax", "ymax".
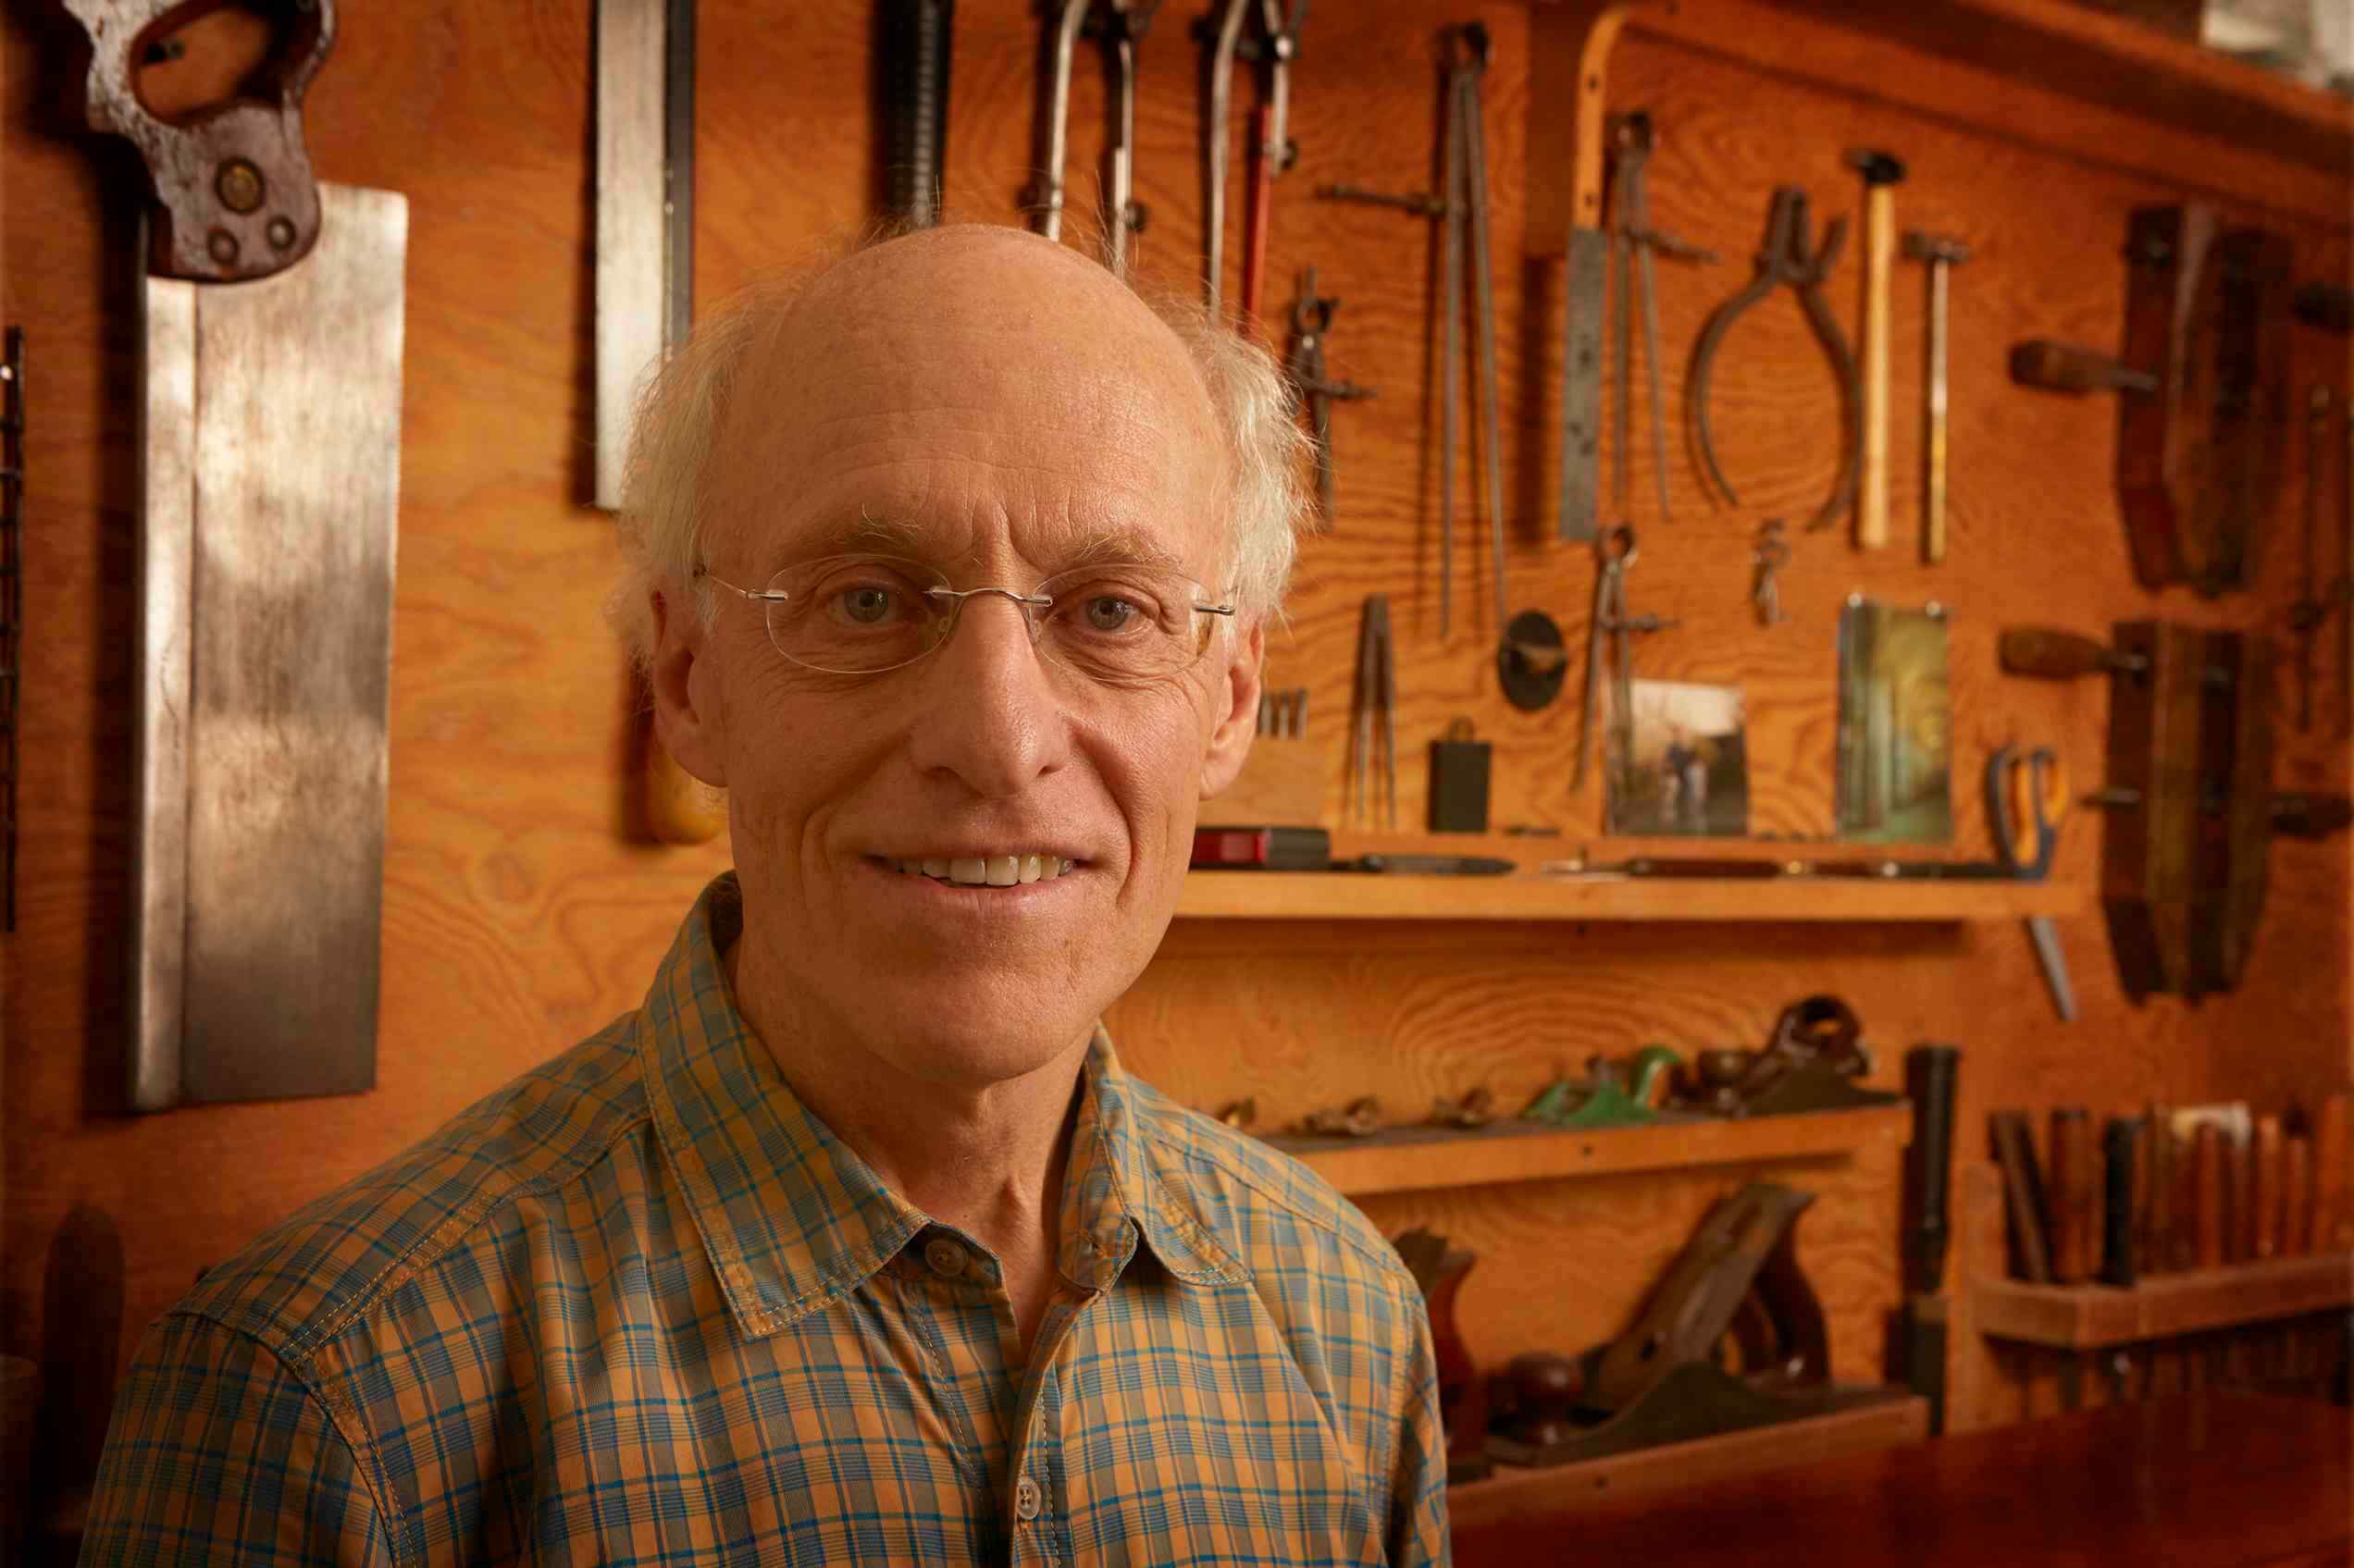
[
  {"xmin": 1014, "ymin": 1475, "xmax": 1042, "ymax": 1522},
  {"xmin": 923, "ymin": 1236, "xmax": 967, "ymax": 1278}
]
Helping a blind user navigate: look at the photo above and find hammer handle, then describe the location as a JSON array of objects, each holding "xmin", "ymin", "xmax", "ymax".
[{"xmin": 1859, "ymin": 185, "xmax": 1893, "ymax": 549}]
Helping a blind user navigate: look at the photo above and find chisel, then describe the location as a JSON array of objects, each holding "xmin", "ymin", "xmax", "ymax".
[
  {"xmin": 2047, "ymin": 1107, "xmax": 2095, "ymax": 1283},
  {"xmin": 2253, "ymin": 1113, "xmax": 2284, "ymax": 1260},
  {"xmin": 2101, "ymin": 1117, "xmax": 2138, "ymax": 1287},
  {"xmin": 2316, "ymin": 1090, "xmax": 2352, "ymax": 1252},
  {"xmin": 1902, "ymin": 1045, "xmax": 1960, "ymax": 1434},
  {"xmin": 2192, "ymin": 1124, "xmax": 2225, "ymax": 1269},
  {"xmin": 2284, "ymin": 1129, "xmax": 2313, "ymax": 1257}
]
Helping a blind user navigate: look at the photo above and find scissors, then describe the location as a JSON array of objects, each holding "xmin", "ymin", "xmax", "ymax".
[
  {"xmin": 1987, "ymin": 745, "xmax": 2075, "ymax": 1021},
  {"xmin": 1987, "ymin": 745, "xmax": 2066, "ymax": 880}
]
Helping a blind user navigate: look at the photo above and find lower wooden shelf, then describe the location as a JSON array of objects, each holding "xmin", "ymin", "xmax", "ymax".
[
  {"xmin": 1973, "ymin": 1253, "xmax": 2354, "ymax": 1349},
  {"xmin": 1447, "ymin": 1390, "xmax": 1929, "ymax": 1530},
  {"xmin": 1269, "ymin": 1102, "xmax": 1912, "ymax": 1198}
]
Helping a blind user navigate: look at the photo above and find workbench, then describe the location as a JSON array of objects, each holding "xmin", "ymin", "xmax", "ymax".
[{"xmin": 1450, "ymin": 1391, "xmax": 2351, "ymax": 1567}]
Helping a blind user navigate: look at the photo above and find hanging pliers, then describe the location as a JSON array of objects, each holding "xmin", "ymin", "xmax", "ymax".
[{"xmin": 1687, "ymin": 186, "xmax": 1861, "ymax": 533}]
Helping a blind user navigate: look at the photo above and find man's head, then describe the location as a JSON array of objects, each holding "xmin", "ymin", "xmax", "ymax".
[{"xmin": 614, "ymin": 224, "xmax": 1307, "ymax": 1090}]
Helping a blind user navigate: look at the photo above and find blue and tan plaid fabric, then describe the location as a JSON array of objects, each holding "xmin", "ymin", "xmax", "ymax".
[{"xmin": 81, "ymin": 872, "xmax": 1448, "ymax": 1565}]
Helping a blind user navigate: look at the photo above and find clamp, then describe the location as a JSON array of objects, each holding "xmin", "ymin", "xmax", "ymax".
[
  {"xmin": 1688, "ymin": 186, "xmax": 1861, "ymax": 533},
  {"xmin": 1285, "ymin": 266, "xmax": 1372, "ymax": 516}
]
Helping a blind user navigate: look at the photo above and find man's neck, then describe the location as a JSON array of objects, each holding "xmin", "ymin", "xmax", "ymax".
[{"xmin": 719, "ymin": 936, "xmax": 1087, "ymax": 1268}]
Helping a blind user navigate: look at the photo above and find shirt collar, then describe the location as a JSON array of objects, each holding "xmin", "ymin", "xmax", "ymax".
[{"xmin": 638, "ymin": 873, "xmax": 1244, "ymax": 1340}]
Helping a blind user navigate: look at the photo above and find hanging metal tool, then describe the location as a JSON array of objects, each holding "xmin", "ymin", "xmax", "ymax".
[
  {"xmin": 1576, "ymin": 526, "xmax": 1678, "ymax": 797},
  {"xmin": 1037, "ymin": 0, "xmax": 1158, "ymax": 277},
  {"xmin": 1199, "ymin": 0, "xmax": 1303, "ymax": 323},
  {"xmin": 1604, "ymin": 112, "xmax": 1713, "ymax": 524},
  {"xmin": 1448, "ymin": 25, "xmax": 1509, "ymax": 642},
  {"xmin": 1284, "ymin": 266, "xmax": 1373, "ymax": 517},
  {"xmin": 72, "ymin": 0, "xmax": 411, "ymax": 1108},
  {"xmin": 1349, "ymin": 595, "xmax": 1397, "ymax": 830},
  {"xmin": 1987, "ymin": 745, "xmax": 2075, "ymax": 1022},
  {"xmin": 596, "ymin": 0, "xmax": 695, "ymax": 510},
  {"xmin": 1688, "ymin": 186, "xmax": 1860, "ymax": 534},
  {"xmin": 1902, "ymin": 231, "xmax": 1970, "ymax": 564},
  {"xmin": 882, "ymin": 0, "xmax": 955, "ymax": 228},
  {"xmin": 2288, "ymin": 388, "xmax": 2336, "ymax": 735},
  {"xmin": 1553, "ymin": 6, "xmax": 1630, "ymax": 547}
]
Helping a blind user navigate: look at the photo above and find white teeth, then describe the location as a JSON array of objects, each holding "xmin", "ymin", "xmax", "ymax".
[{"xmin": 891, "ymin": 854, "xmax": 1080, "ymax": 884}]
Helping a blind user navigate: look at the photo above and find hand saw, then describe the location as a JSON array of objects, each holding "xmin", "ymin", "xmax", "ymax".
[{"xmin": 66, "ymin": 0, "xmax": 409, "ymax": 1108}]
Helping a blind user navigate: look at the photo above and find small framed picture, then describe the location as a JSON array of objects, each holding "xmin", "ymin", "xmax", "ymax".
[{"xmin": 1606, "ymin": 679, "xmax": 1750, "ymax": 837}]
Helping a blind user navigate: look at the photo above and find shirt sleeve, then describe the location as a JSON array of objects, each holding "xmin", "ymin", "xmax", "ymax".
[
  {"xmin": 79, "ymin": 1311, "xmax": 394, "ymax": 1568},
  {"xmin": 1387, "ymin": 1290, "xmax": 1453, "ymax": 1567}
]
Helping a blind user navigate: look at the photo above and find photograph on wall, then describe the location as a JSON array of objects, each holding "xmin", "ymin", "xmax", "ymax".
[
  {"xmin": 1835, "ymin": 599, "xmax": 1953, "ymax": 843},
  {"xmin": 1605, "ymin": 678, "xmax": 1750, "ymax": 837}
]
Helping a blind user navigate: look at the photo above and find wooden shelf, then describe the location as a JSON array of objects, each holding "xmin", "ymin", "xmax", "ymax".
[
  {"xmin": 1974, "ymin": 1253, "xmax": 2354, "ymax": 1349},
  {"xmin": 1446, "ymin": 1390, "xmax": 1928, "ymax": 1530},
  {"xmin": 1175, "ymin": 870, "xmax": 2085, "ymax": 922},
  {"xmin": 1269, "ymin": 1102, "xmax": 1911, "ymax": 1197}
]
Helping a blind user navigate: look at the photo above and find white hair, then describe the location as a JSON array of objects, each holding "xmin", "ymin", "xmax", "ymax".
[{"xmin": 604, "ymin": 225, "xmax": 1313, "ymax": 674}]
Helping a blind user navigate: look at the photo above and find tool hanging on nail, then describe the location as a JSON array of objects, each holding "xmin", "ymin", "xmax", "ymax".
[
  {"xmin": 2288, "ymin": 388, "xmax": 2337, "ymax": 735},
  {"xmin": 1198, "ymin": 0, "xmax": 1303, "ymax": 325},
  {"xmin": 1441, "ymin": 23, "xmax": 1507, "ymax": 639},
  {"xmin": 882, "ymin": 0, "xmax": 955, "ymax": 228},
  {"xmin": 1846, "ymin": 149, "xmax": 1906, "ymax": 550},
  {"xmin": 1284, "ymin": 266, "xmax": 1373, "ymax": 518},
  {"xmin": 1987, "ymin": 745, "xmax": 2075, "ymax": 1023},
  {"xmin": 1902, "ymin": 232, "xmax": 1969, "ymax": 563},
  {"xmin": 1035, "ymin": 0, "xmax": 1158, "ymax": 277},
  {"xmin": 1577, "ymin": 525, "xmax": 1677, "ymax": 800},
  {"xmin": 1605, "ymin": 112, "xmax": 1714, "ymax": 525},
  {"xmin": 75, "ymin": 0, "xmax": 412, "ymax": 1108},
  {"xmin": 1349, "ymin": 594, "xmax": 1397, "ymax": 830},
  {"xmin": 1688, "ymin": 186, "xmax": 1860, "ymax": 534}
]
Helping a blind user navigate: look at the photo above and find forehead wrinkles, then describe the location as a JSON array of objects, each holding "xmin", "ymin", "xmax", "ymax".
[{"xmin": 711, "ymin": 248, "xmax": 1228, "ymax": 570}]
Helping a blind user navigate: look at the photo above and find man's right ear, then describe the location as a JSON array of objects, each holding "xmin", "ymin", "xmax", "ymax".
[{"xmin": 647, "ymin": 586, "xmax": 728, "ymax": 789}]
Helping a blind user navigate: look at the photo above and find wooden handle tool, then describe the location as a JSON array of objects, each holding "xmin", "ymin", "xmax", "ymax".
[
  {"xmin": 2284, "ymin": 1130, "xmax": 2313, "ymax": 1257},
  {"xmin": 1998, "ymin": 627, "xmax": 2148, "ymax": 680},
  {"xmin": 1990, "ymin": 1110, "xmax": 2052, "ymax": 1282},
  {"xmin": 2315, "ymin": 1090, "xmax": 2352, "ymax": 1252},
  {"xmin": 2252, "ymin": 1113, "xmax": 2284, "ymax": 1260},
  {"xmin": 2047, "ymin": 1107, "xmax": 2095, "ymax": 1283},
  {"xmin": 2191, "ymin": 1123, "xmax": 2224, "ymax": 1269},
  {"xmin": 2008, "ymin": 340, "xmax": 2157, "ymax": 396},
  {"xmin": 1847, "ymin": 149, "xmax": 1905, "ymax": 549}
]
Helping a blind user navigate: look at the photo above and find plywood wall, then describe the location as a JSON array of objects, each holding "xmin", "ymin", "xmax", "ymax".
[{"xmin": 4, "ymin": 0, "xmax": 2348, "ymax": 1502}]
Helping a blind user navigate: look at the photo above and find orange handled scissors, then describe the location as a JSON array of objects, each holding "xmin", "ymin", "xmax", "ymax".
[{"xmin": 1987, "ymin": 745, "xmax": 2066, "ymax": 882}]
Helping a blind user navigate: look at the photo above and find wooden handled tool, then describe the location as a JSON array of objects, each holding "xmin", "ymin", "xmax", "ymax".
[
  {"xmin": 2009, "ymin": 340, "xmax": 2158, "ymax": 396},
  {"xmin": 1902, "ymin": 232, "xmax": 1969, "ymax": 563},
  {"xmin": 2047, "ymin": 1107, "xmax": 2095, "ymax": 1282},
  {"xmin": 2284, "ymin": 1130, "xmax": 2313, "ymax": 1257},
  {"xmin": 1990, "ymin": 1110, "xmax": 2052, "ymax": 1282},
  {"xmin": 2192, "ymin": 1123, "xmax": 2225, "ymax": 1268},
  {"xmin": 2316, "ymin": 1090, "xmax": 2353, "ymax": 1252},
  {"xmin": 2253, "ymin": 1113, "xmax": 2284, "ymax": 1260},
  {"xmin": 1998, "ymin": 627, "xmax": 2148, "ymax": 679},
  {"xmin": 1847, "ymin": 149, "xmax": 1905, "ymax": 549}
]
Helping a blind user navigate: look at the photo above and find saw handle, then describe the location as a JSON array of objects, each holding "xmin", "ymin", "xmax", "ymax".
[
  {"xmin": 2009, "ymin": 340, "xmax": 2156, "ymax": 397},
  {"xmin": 65, "ymin": 0, "xmax": 335, "ymax": 282}
]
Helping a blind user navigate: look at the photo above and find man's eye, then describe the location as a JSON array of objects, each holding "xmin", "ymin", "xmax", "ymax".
[
  {"xmin": 1080, "ymin": 595, "xmax": 1144, "ymax": 633},
  {"xmin": 838, "ymin": 585, "xmax": 899, "ymax": 624}
]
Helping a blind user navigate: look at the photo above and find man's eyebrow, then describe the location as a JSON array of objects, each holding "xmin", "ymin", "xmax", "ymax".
[{"xmin": 774, "ymin": 512, "xmax": 1200, "ymax": 578}]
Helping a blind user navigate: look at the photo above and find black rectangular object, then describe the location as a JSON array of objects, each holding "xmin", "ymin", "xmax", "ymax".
[{"xmin": 1428, "ymin": 722, "xmax": 1491, "ymax": 833}]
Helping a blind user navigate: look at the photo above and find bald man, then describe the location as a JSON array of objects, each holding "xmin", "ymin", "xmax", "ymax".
[{"xmin": 81, "ymin": 227, "xmax": 1449, "ymax": 1566}]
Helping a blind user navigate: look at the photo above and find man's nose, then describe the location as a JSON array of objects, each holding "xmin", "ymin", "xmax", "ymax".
[{"xmin": 904, "ymin": 593, "xmax": 1069, "ymax": 796}]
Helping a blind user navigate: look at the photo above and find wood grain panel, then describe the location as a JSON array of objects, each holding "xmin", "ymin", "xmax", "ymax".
[{"xmin": 2, "ymin": 0, "xmax": 2347, "ymax": 1518}]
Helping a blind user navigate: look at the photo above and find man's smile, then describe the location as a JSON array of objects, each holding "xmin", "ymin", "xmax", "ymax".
[{"xmin": 877, "ymin": 853, "xmax": 1086, "ymax": 886}]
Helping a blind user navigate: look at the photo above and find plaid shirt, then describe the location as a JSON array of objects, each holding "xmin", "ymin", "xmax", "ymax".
[{"xmin": 81, "ymin": 873, "xmax": 1448, "ymax": 1565}]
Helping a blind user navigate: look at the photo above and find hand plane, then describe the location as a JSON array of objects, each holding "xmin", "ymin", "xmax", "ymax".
[
  {"xmin": 1485, "ymin": 1184, "xmax": 1870, "ymax": 1468},
  {"xmin": 1679, "ymin": 995, "xmax": 1902, "ymax": 1117}
]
